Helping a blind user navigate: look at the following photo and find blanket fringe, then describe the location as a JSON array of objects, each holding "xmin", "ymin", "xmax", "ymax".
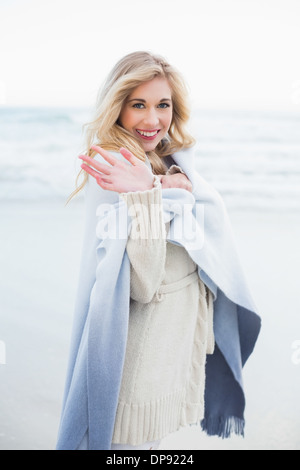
[{"xmin": 200, "ymin": 416, "xmax": 245, "ymax": 439}]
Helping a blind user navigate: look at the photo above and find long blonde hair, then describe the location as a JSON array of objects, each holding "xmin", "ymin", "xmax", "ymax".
[{"xmin": 69, "ymin": 51, "xmax": 195, "ymax": 200}]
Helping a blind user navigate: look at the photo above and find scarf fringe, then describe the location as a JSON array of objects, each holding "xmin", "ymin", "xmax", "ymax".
[{"xmin": 200, "ymin": 416, "xmax": 245, "ymax": 439}]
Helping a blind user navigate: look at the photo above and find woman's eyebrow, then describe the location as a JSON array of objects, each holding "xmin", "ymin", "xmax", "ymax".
[
  {"xmin": 127, "ymin": 98, "xmax": 146, "ymax": 103},
  {"xmin": 127, "ymin": 98, "xmax": 172, "ymax": 103}
]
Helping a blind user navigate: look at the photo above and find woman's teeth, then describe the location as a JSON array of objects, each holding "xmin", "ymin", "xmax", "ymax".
[{"xmin": 137, "ymin": 130, "xmax": 159, "ymax": 137}]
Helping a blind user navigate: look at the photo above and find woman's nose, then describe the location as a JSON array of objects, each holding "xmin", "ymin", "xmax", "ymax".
[{"xmin": 143, "ymin": 108, "xmax": 160, "ymax": 127}]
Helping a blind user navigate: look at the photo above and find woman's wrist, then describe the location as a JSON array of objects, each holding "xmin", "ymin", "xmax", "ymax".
[
  {"xmin": 132, "ymin": 175, "xmax": 160, "ymax": 193},
  {"xmin": 121, "ymin": 175, "xmax": 161, "ymax": 198},
  {"xmin": 142, "ymin": 176, "xmax": 156, "ymax": 191}
]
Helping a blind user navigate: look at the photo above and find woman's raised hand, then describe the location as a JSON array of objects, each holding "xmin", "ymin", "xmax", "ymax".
[{"xmin": 79, "ymin": 145, "xmax": 155, "ymax": 193}]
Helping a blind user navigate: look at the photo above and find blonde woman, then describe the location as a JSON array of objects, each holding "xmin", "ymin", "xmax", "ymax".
[{"xmin": 56, "ymin": 52, "xmax": 261, "ymax": 451}]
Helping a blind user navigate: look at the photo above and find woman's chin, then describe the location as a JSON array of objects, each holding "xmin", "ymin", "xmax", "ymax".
[{"xmin": 140, "ymin": 141, "xmax": 158, "ymax": 153}]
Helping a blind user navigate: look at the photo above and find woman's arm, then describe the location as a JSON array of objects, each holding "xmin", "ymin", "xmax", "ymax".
[
  {"xmin": 121, "ymin": 178, "xmax": 167, "ymax": 303},
  {"xmin": 79, "ymin": 146, "xmax": 193, "ymax": 304}
]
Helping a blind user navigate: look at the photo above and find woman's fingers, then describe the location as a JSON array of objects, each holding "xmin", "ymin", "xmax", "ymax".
[
  {"xmin": 80, "ymin": 162, "xmax": 111, "ymax": 184},
  {"xmin": 79, "ymin": 145, "xmax": 152, "ymax": 192},
  {"xmin": 80, "ymin": 163, "xmax": 102, "ymax": 180},
  {"xmin": 87, "ymin": 145, "xmax": 140, "ymax": 168},
  {"xmin": 79, "ymin": 155, "xmax": 112, "ymax": 175},
  {"xmin": 91, "ymin": 145, "xmax": 117, "ymax": 166},
  {"xmin": 160, "ymin": 174, "xmax": 193, "ymax": 192},
  {"xmin": 119, "ymin": 147, "xmax": 140, "ymax": 166}
]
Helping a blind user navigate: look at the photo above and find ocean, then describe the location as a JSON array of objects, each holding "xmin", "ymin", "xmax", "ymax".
[{"xmin": 0, "ymin": 106, "xmax": 299, "ymax": 210}]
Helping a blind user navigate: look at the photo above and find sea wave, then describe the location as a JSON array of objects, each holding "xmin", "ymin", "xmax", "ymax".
[{"xmin": 0, "ymin": 106, "xmax": 299, "ymax": 210}]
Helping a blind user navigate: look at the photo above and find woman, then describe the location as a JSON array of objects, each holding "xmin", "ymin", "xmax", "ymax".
[{"xmin": 56, "ymin": 51, "xmax": 261, "ymax": 451}]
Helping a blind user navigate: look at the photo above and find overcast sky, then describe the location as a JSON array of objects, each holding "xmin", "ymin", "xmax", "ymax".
[{"xmin": 0, "ymin": 0, "xmax": 299, "ymax": 111}]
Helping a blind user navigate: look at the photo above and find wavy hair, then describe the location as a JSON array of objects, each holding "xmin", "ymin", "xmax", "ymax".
[{"xmin": 69, "ymin": 51, "xmax": 195, "ymax": 200}]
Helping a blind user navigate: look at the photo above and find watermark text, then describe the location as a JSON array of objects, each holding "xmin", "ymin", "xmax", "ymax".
[{"xmin": 95, "ymin": 202, "xmax": 205, "ymax": 250}]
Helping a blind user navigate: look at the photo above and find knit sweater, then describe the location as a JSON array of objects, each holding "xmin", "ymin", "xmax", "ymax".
[{"xmin": 112, "ymin": 179, "xmax": 214, "ymax": 445}]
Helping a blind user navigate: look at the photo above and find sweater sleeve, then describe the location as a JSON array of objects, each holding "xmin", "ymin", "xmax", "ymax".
[
  {"xmin": 120, "ymin": 176, "xmax": 167, "ymax": 304},
  {"xmin": 166, "ymin": 164, "xmax": 187, "ymax": 176}
]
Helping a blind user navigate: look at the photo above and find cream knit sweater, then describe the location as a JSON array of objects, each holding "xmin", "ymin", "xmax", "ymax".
[{"xmin": 112, "ymin": 176, "xmax": 214, "ymax": 446}]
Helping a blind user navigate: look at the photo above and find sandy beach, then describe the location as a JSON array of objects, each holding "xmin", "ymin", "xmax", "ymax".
[{"xmin": 0, "ymin": 200, "xmax": 300, "ymax": 450}]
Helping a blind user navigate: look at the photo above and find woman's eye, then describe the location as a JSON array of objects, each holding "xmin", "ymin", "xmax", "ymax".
[{"xmin": 132, "ymin": 102, "xmax": 170, "ymax": 109}]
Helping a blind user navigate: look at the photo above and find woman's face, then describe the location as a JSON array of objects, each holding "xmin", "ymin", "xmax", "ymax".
[{"xmin": 119, "ymin": 76, "xmax": 173, "ymax": 152}]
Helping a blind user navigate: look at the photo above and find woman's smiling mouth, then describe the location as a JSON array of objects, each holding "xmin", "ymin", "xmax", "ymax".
[{"xmin": 136, "ymin": 129, "xmax": 160, "ymax": 140}]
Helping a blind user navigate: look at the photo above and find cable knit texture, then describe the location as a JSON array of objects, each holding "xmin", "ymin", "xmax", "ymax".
[{"xmin": 113, "ymin": 181, "xmax": 214, "ymax": 446}]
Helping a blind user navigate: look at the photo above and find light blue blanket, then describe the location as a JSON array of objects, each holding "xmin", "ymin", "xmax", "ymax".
[{"xmin": 56, "ymin": 148, "xmax": 261, "ymax": 450}]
